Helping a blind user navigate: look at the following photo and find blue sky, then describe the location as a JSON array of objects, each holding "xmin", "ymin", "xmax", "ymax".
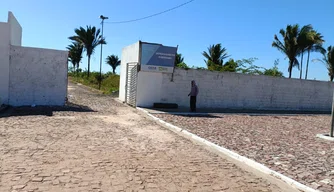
[{"xmin": 1, "ymin": 0, "xmax": 333, "ymax": 80}]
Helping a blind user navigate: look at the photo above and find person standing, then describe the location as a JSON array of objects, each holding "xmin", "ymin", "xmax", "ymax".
[{"xmin": 188, "ymin": 80, "xmax": 199, "ymax": 112}]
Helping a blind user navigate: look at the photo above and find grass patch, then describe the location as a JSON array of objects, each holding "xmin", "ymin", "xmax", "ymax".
[{"xmin": 69, "ymin": 71, "xmax": 120, "ymax": 95}]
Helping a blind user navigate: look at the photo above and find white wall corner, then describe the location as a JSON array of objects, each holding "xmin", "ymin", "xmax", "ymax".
[
  {"xmin": 7, "ymin": 11, "xmax": 22, "ymax": 46},
  {"xmin": 0, "ymin": 22, "xmax": 10, "ymax": 105}
]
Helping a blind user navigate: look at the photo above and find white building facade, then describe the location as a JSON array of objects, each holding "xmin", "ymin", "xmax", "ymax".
[{"xmin": 119, "ymin": 41, "xmax": 177, "ymax": 107}]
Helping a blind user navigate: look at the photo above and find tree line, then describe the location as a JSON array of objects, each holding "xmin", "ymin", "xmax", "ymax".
[
  {"xmin": 67, "ymin": 24, "xmax": 333, "ymax": 81},
  {"xmin": 67, "ymin": 26, "xmax": 121, "ymax": 77},
  {"xmin": 175, "ymin": 24, "xmax": 333, "ymax": 81},
  {"xmin": 175, "ymin": 44, "xmax": 283, "ymax": 77},
  {"xmin": 272, "ymin": 24, "xmax": 328, "ymax": 79}
]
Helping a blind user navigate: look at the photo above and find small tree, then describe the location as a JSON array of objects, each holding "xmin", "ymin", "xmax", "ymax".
[
  {"xmin": 67, "ymin": 42, "xmax": 83, "ymax": 75},
  {"xmin": 203, "ymin": 44, "xmax": 230, "ymax": 69},
  {"xmin": 222, "ymin": 59, "xmax": 238, "ymax": 72},
  {"xmin": 235, "ymin": 58, "xmax": 264, "ymax": 75},
  {"xmin": 106, "ymin": 55, "xmax": 121, "ymax": 74},
  {"xmin": 176, "ymin": 62, "xmax": 190, "ymax": 69},
  {"xmin": 263, "ymin": 59, "xmax": 284, "ymax": 77},
  {"xmin": 175, "ymin": 53, "xmax": 184, "ymax": 66}
]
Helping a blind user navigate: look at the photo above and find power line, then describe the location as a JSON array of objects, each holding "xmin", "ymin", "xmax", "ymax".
[{"xmin": 105, "ymin": 0, "xmax": 195, "ymax": 24}]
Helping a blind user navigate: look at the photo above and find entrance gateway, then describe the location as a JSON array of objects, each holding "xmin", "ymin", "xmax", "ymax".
[
  {"xmin": 120, "ymin": 41, "xmax": 177, "ymax": 107},
  {"xmin": 125, "ymin": 62, "xmax": 138, "ymax": 107}
]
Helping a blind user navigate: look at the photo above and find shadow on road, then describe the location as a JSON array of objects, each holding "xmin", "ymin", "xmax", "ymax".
[
  {"xmin": 172, "ymin": 114, "xmax": 223, "ymax": 118},
  {"xmin": 146, "ymin": 107, "xmax": 331, "ymax": 116},
  {"xmin": 0, "ymin": 102, "xmax": 95, "ymax": 118}
]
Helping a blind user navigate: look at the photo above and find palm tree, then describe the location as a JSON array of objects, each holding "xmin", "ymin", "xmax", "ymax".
[
  {"xmin": 174, "ymin": 53, "xmax": 184, "ymax": 66},
  {"xmin": 304, "ymin": 30, "xmax": 325, "ymax": 79},
  {"xmin": 202, "ymin": 44, "xmax": 230, "ymax": 68},
  {"xmin": 297, "ymin": 24, "xmax": 313, "ymax": 79},
  {"xmin": 67, "ymin": 51, "xmax": 76, "ymax": 71},
  {"xmin": 69, "ymin": 26, "xmax": 106, "ymax": 77},
  {"xmin": 312, "ymin": 46, "xmax": 334, "ymax": 81},
  {"xmin": 67, "ymin": 42, "xmax": 83, "ymax": 73},
  {"xmin": 272, "ymin": 24, "xmax": 300, "ymax": 78},
  {"xmin": 106, "ymin": 55, "xmax": 121, "ymax": 74}
]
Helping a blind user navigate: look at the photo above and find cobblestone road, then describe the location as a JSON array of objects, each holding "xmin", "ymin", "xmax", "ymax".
[
  {"xmin": 0, "ymin": 82, "xmax": 299, "ymax": 192},
  {"xmin": 155, "ymin": 113, "xmax": 334, "ymax": 192}
]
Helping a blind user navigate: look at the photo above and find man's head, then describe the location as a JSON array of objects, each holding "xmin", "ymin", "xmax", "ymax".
[{"xmin": 191, "ymin": 80, "xmax": 195, "ymax": 86}]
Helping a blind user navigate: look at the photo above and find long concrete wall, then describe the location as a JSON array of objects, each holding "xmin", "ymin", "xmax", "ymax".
[
  {"xmin": 9, "ymin": 46, "xmax": 68, "ymax": 106},
  {"xmin": 136, "ymin": 68, "xmax": 334, "ymax": 111},
  {"xmin": 0, "ymin": 22, "xmax": 10, "ymax": 105}
]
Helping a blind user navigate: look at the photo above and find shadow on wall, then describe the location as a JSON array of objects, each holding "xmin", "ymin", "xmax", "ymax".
[{"xmin": 0, "ymin": 102, "xmax": 95, "ymax": 117}]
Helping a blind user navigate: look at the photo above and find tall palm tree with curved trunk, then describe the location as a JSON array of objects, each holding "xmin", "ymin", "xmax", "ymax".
[
  {"xmin": 297, "ymin": 24, "xmax": 313, "ymax": 79},
  {"xmin": 106, "ymin": 55, "xmax": 121, "ymax": 74},
  {"xmin": 272, "ymin": 24, "xmax": 300, "ymax": 78},
  {"xmin": 313, "ymin": 46, "xmax": 334, "ymax": 81},
  {"xmin": 67, "ymin": 42, "xmax": 83, "ymax": 73},
  {"xmin": 69, "ymin": 26, "xmax": 106, "ymax": 77},
  {"xmin": 202, "ymin": 44, "xmax": 230, "ymax": 69},
  {"xmin": 304, "ymin": 30, "xmax": 325, "ymax": 79}
]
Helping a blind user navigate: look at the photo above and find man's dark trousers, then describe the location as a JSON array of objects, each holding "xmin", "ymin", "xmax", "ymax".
[{"xmin": 190, "ymin": 96, "xmax": 197, "ymax": 112}]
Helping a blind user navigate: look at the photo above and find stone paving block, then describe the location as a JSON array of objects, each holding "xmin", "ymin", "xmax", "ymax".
[{"xmin": 0, "ymin": 82, "xmax": 299, "ymax": 192}]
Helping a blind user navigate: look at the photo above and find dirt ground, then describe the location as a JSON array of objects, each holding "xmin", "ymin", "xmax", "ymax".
[{"xmin": 0, "ymin": 82, "xmax": 299, "ymax": 192}]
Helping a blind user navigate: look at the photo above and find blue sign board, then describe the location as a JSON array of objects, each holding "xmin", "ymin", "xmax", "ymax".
[{"xmin": 140, "ymin": 43, "xmax": 177, "ymax": 73}]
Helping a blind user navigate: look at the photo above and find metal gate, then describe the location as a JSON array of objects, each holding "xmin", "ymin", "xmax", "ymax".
[{"xmin": 125, "ymin": 62, "xmax": 138, "ymax": 107}]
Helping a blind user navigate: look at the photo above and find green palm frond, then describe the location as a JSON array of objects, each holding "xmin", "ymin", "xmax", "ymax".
[
  {"xmin": 312, "ymin": 46, "xmax": 334, "ymax": 81},
  {"xmin": 69, "ymin": 25, "xmax": 106, "ymax": 77},
  {"xmin": 175, "ymin": 53, "xmax": 184, "ymax": 65},
  {"xmin": 67, "ymin": 42, "xmax": 83, "ymax": 69},
  {"xmin": 106, "ymin": 55, "xmax": 121, "ymax": 74},
  {"xmin": 202, "ymin": 43, "xmax": 230, "ymax": 67},
  {"xmin": 69, "ymin": 25, "xmax": 106, "ymax": 56},
  {"xmin": 272, "ymin": 24, "xmax": 301, "ymax": 77}
]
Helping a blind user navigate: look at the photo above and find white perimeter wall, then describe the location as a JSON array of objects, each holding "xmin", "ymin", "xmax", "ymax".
[
  {"xmin": 119, "ymin": 41, "xmax": 140, "ymax": 101},
  {"xmin": 0, "ymin": 22, "xmax": 10, "ymax": 105},
  {"xmin": 8, "ymin": 11, "xmax": 22, "ymax": 46},
  {"xmin": 136, "ymin": 68, "xmax": 334, "ymax": 111},
  {"xmin": 9, "ymin": 46, "xmax": 68, "ymax": 106}
]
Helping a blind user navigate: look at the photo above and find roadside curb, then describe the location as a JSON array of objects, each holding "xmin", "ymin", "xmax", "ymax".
[
  {"xmin": 137, "ymin": 107, "xmax": 320, "ymax": 192},
  {"xmin": 316, "ymin": 133, "xmax": 334, "ymax": 142}
]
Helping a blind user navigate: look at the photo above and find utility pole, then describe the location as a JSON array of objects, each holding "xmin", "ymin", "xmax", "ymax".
[
  {"xmin": 331, "ymin": 89, "xmax": 334, "ymax": 137},
  {"xmin": 99, "ymin": 15, "xmax": 108, "ymax": 90}
]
